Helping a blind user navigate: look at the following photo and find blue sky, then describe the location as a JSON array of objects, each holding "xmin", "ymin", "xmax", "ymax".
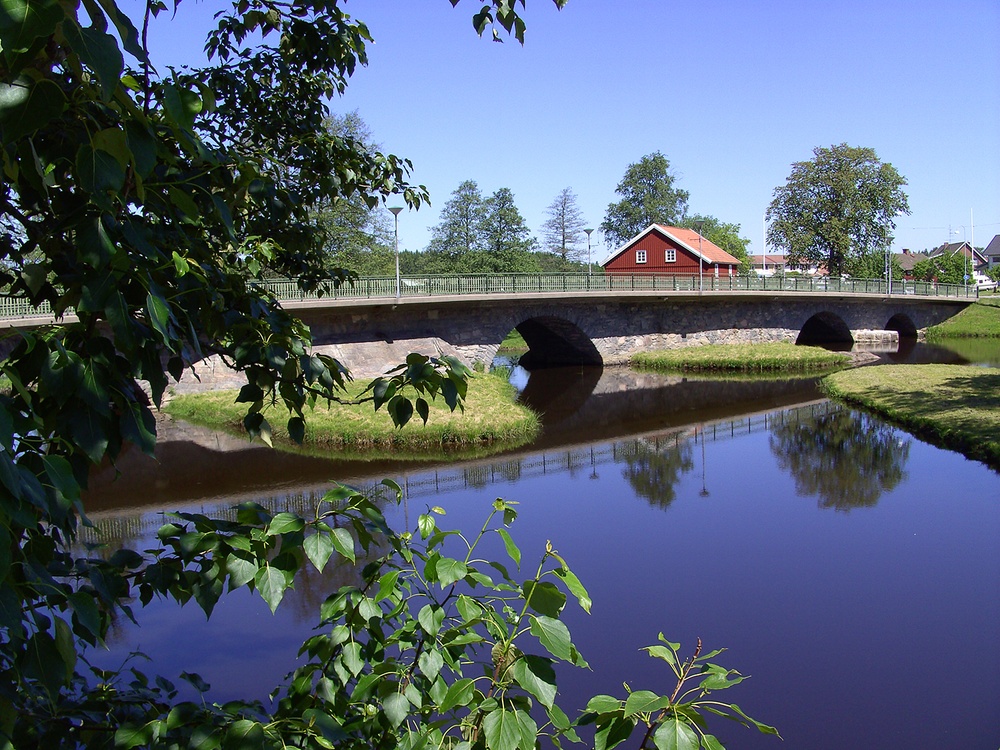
[{"xmin": 147, "ymin": 0, "xmax": 1000, "ymax": 260}]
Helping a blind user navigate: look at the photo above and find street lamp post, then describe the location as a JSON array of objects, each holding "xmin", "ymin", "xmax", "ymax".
[
  {"xmin": 693, "ymin": 220, "xmax": 705, "ymax": 292},
  {"xmin": 389, "ymin": 206, "xmax": 403, "ymax": 301},
  {"xmin": 885, "ymin": 244, "xmax": 891, "ymax": 297},
  {"xmin": 953, "ymin": 226, "xmax": 968, "ymax": 294},
  {"xmin": 584, "ymin": 228, "xmax": 594, "ymax": 276}
]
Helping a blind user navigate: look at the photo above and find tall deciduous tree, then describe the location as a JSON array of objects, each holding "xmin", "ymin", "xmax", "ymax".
[
  {"xmin": 314, "ymin": 112, "xmax": 396, "ymax": 276},
  {"xmin": 601, "ymin": 152, "xmax": 690, "ymax": 247},
  {"xmin": 426, "ymin": 179, "xmax": 486, "ymax": 261},
  {"xmin": 541, "ymin": 187, "xmax": 587, "ymax": 260},
  {"xmin": 766, "ymin": 143, "xmax": 910, "ymax": 277},
  {"xmin": 478, "ymin": 187, "xmax": 538, "ymax": 272}
]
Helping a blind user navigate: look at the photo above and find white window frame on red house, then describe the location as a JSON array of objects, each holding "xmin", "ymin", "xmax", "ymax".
[
  {"xmin": 636, "ymin": 250, "xmax": 647, "ymax": 264},
  {"xmin": 665, "ymin": 248, "xmax": 676, "ymax": 263}
]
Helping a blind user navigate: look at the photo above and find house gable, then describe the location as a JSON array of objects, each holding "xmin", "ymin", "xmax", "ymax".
[{"xmin": 601, "ymin": 224, "xmax": 741, "ymax": 275}]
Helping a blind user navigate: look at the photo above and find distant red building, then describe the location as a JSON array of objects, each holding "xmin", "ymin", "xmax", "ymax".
[{"xmin": 601, "ymin": 224, "xmax": 741, "ymax": 277}]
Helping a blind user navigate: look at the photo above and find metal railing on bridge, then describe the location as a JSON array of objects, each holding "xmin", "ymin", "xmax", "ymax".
[
  {"xmin": 263, "ymin": 272, "xmax": 976, "ymax": 303},
  {"xmin": 1, "ymin": 273, "xmax": 976, "ymax": 322}
]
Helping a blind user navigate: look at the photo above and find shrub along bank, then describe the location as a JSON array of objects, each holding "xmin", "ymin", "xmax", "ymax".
[{"xmin": 821, "ymin": 364, "xmax": 1000, "ymax": 469}]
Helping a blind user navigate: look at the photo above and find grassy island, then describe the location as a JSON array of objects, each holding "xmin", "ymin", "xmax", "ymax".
[
  {"xmin": 822, "ymin": 364, "xmax": 1000, "ymax": 468},
  {"xmin": 632, "ymin": 342, "xmax": 849, "ymax": 373},
  {"xmin": 926, "ymin": 297, "xmax": 1000, "ymax": 339},
  {"xmin": 165, "ymin": 371, "xmax": 540, "ymax": 460}
]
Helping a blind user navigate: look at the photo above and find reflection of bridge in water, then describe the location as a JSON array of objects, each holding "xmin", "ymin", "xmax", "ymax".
[
  {"xmin": 80, "ymin": 400, "xmax": 841, "ymax": 548},
  {"xmin": 386, "ymin": 400, "xmax": 839, "ymax": 502}
]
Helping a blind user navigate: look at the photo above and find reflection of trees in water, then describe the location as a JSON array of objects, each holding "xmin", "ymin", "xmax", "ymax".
[
  {"xmin": 769, "ymin": 408, "xmax": 910, "ymax": 511},
  {"xmin": 620, "ymin": 436, "xmax": 694, "ymax": 509}
]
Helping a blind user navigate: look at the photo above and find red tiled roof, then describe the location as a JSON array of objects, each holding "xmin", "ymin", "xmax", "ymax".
[
  {"xmin": 749, "ymin": 254, "xmax": 787, "ymax": 265},
  {"xmin": 651, "ymin": 225, "xmax": 742, "ymax": 265}
]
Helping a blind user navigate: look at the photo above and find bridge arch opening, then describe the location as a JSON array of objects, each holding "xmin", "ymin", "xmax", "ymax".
[
  {"xmin": 885, "ymin": 313, "xmax": 918, "ymax": 339},
  {"xmin": 510, "ymin": 316, "xmax": 603, "ymax": 371},
  {"xmin": 796, "ymin": 312, "xmax": 854, "ymax": 348}
]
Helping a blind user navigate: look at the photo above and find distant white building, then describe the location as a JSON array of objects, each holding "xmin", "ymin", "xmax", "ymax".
[{"xmin": 749, "ymin": 254, "xmax": 786, "ymax": 277}]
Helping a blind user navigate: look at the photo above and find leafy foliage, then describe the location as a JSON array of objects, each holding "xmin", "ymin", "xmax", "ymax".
[
  {"xmin": 844, "ymin": 250, "xmax": 903, "ymax": 280},
  {"xmin": 0, "ymin": 0, "xmax": 777, "ymax": 747},
  {"xmin": 313, "ymin": 112, "xmax": 398, "ymax": 276},
  {"xmin": 679, "ymin": 216, "xmax": 753, "ymax": 276},
  {"xmin": 911, "ymin": 250, "xmax": 969, "ymax": 285},
  {"xmin": 601, "ymin": 152, "xmax": 690, "ymax": 248},
  {"xmin": 766, "ymin": 144, "xmax": 910, "ymax": 277}
]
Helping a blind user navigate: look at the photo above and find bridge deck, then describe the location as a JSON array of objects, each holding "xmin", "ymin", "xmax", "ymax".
[{"xmin": 0, "ymin": 272, "xmax": 976, "ymax": 327}]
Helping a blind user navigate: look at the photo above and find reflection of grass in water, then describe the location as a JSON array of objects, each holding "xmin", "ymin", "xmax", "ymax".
[
  {"xmin": 165, "ymin": 372, "xmax": 540, "ymax": 461},
  {"xmin": 649, "ymin": 369, "xmax": 829, "ymax": 384},
  {"xmin": 633, "ymin": 342, "xmax": 849, "ymax": 374},
  {"xmin": 930, "ymin": 338, "xmax": 1000, "ymax": 366},
  {"xmin": 822, "ymin": 364, "xmax": 1000, "ymax": 469}
]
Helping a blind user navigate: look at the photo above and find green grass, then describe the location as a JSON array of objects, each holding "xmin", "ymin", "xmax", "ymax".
[
  {"xmin": 165, "ymin": 371, "xmax": 540, "ymax": 460},
  {"xmin": 497, "ymin": 329, "xmax": 528, "ymax": 353},
  {"xmin": 821, "ymin": 364, "xmax": 1000, "ymax": 469},
  {"xmin": 926, "ymin": 298, "xmax": 1000, "ymax": 339},
  {"xmin": 632, "ymin": 342, "xmax": 849, "ymax": 373}
]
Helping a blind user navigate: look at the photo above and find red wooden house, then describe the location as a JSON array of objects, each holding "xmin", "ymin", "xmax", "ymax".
[{"xmin": 601, "ymin": 224, "xmax": 741, "ymax": 277}]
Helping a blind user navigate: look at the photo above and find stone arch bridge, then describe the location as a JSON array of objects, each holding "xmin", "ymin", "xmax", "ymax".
[{"xmin": 214, "ymin": 288, "xmax": 965, "ymax": 384}]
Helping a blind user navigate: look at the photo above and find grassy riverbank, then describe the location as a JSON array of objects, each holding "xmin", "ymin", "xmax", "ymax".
[
  {"xmin": 632, "ymin": 342, "xmax": 849, "ymax": 373},
  {"xmin": 926, "ymin": 298, "xmax": 1000, "ymax": 339},
  {"xmin": 497, "ymin": 329, "xmax": 528, "ymax": 353},
  {"xmin": 165, "ymin": 371, "xmax": 540, "ymax": 459},
  {"xmin": 821, "ymin": 364, "xmax": 1000, "ymax": 468}
]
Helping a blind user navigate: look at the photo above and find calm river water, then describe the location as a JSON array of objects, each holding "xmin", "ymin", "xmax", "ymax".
[{"xmin": 83, "ymin": 342, "xmax": 999, "ymax": 749}]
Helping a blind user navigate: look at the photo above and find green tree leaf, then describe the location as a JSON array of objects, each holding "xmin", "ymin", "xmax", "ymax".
[
  {"xmin": 254, "ymin": 565, "xmax": 288, "ymax": 613},
  {"xmin": 0, "ymin": 77, "xmax": 65, "ymax": 141},
  {"xmin": 623, "ymin": 690, "xmax": 671, "ymax": 718},
  {"xmin": 383, "ymin": 692, "xmax": 409, "ymax": 728},
  {"xmin": 652, "ymin": 718, "xmax": 699, "ymax": 750},
  {"xmin": 303, "ymin": 528, "xmax": 335, "ymax": 571},
  {"xmin": 553, "ymin": 565, "xmax": 591, "ymax": 614},
  {"xmin": 522, "ymin": 580, "xmax": 566, "ymax": 617},
  {"xmin": 267, "ymin": 512, "xmax": 305, "ymax": 536},
  {"xmin": 62, "ymin": 21, "xmax": 124, "ymax": 100},
  {"xmin": 529, "ymin": 615, "xmax": 586, "ymax": 666},
  {"xmin": 329, "ymin": 526, "xmax": 356, "ymax": 563},
  {"xmin": 439, "ymin": 678, "xmax": 474, "ymax": 712},
  {"xmin": 483, "ymin": 707, "xmax": 520, "ymax": 750},
  {"xmin": 435, "ymin": 556, "xmax": 468, "ymax": 587},
  {"xmin": 496, "ymin": 527, "xmax": 521, "ymax": 568},
  {"xmin": 0, "ymin": 0, "xmax": 62, "ymax": 56},
  {"xmin": 511, "ymin": 655, "xmax": 557, "ymax": 708}
]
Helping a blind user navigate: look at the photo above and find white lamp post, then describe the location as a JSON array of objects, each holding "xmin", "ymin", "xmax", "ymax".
[
  {"xmin": 693, "ymin": 220, "xmax": 705, "ymax": 292},
  {"xmin": 953, "ymin": 226, "xmax": 968, "ymax": 294},
  {"xmin": 389, "ymin": 206, "xmax": 403, "ymax": 300},
  {"xmin": 584, "ymin": 228, "xmax": 594, "ymax": 276},
  {"xmin": 885, "ymin": 243, "xmax": 891, "ymax": 297}
]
